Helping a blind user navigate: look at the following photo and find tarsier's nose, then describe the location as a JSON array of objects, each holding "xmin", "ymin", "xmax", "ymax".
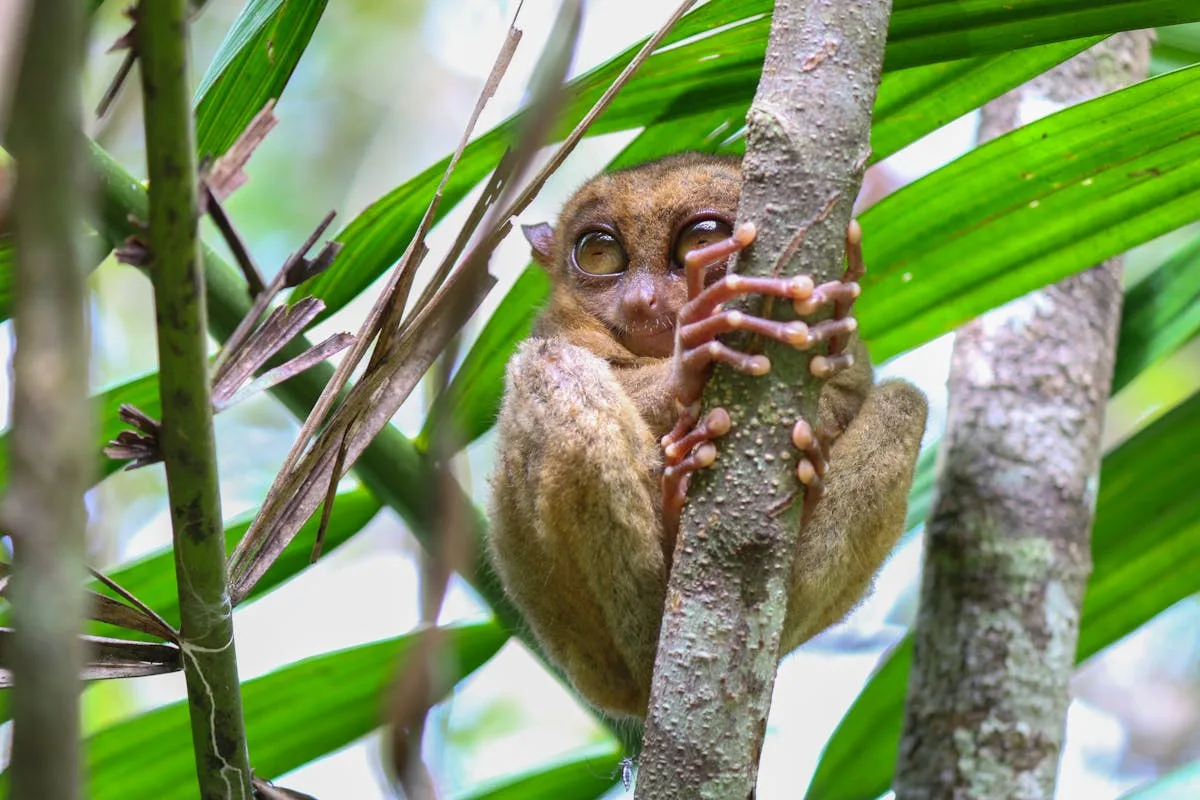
[{"xmin": 620, "ymin": 273, "xmax": 658, "ymax": 319}]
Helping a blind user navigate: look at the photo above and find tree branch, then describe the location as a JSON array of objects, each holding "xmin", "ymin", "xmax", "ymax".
[
  {"xmin": 894, "ymin": 32, "xmax": 1154, "ymax": 800},
  {"xmin": 136, "ymin": 1, "xmax": 253, "ymax": 795},
  {"xmin": 4, "ymin": 1, "xmax": 91, "ymax": 797},
  {"xmin": 636, "ymin": 1, "xmax": 892, "ymax": 795}
]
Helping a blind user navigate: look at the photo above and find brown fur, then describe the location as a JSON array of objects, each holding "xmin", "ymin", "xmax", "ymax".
[{"xmin": 488, "ymin": 155, "xmax": 927, "ymax": 718}]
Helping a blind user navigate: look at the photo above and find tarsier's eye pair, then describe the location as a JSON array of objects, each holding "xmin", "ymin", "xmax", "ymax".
[{"xmin": 572, "ymin": 218, "xmax": 733, "ymax": 276}]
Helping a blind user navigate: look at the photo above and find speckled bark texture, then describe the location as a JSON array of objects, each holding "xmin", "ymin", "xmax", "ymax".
[
  {"xmin": 635, "ymin": 1, "xmax": 891, "ymax": 797},
  {"xmin": 893, "ymin": 33, "xmax": 1154, "ymax": 800}
]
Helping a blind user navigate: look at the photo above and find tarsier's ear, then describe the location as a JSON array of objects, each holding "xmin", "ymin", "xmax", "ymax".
[{"xmin": 521, "ymin": 222, "xmax": 555, "ymax": 269}]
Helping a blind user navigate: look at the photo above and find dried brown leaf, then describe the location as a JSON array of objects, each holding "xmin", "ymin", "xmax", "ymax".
[
  {"xmin": 284, "ymin": 240, "xmax": 342, "ymax": 288},
  {"xmin": 270, "ymin": 8, "xmax": 525, "ymax": 493},
  {"xmin": 0, "ymin": 629, "xmax": 181, "ymax": 686},
  {"xmin": 87, "ymin": 591, "xmax": 177, "ymax": 642},
  {"xmin": 206, "ymin": 100, "xmax": 279, "ymax": 200},
  {"xmin": 103, "ymin": 404, "xmax": 163, "ymax": 469},
  {"xmin": 87, "ymin": 565, "xmax": 178, "ymax": 642},
  {"xmin": 113, "ymin": 234, "xmax": 150, "ymax": 267},
  {"xmin": 227, "ymin": 265, "xmax": 493, "ymax": 603},
  {"xmin": 229, "ymin": 0, "xmax": 695, "ymax": 604},
  {"xmin": 212, "ymin": 297, "xmax": 327, "ymax": 404},
  {"xmin": 214, "ymin": 211, "xmax": 340, "ymax": 381},
  {"xmin": 216, "ymin": 332, "xmax": 354, "ymax": 413}
]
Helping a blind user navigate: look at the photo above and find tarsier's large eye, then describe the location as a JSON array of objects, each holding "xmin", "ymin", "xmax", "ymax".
[
  {"xmin": 573, "ymin": 231, "xmax": 627, "ymax": 275},
  {"xmin": 673, "ymin": 218, "xmax": 733, "ymax": 267}
]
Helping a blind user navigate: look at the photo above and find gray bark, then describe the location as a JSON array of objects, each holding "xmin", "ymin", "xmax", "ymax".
[
  {"xmin": 4, "ymin": 0, "xmax": 92, "ymax": 798},
  {"xmin": 894, "ymin": 32, "xmax": 1154, "ymax": 800},
  {"xmin": 636, "ymin": 1, "xmax": 891, "ymax": 796}
]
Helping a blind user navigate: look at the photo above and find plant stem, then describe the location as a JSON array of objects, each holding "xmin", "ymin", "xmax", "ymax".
[
  {"xmin": 636, "ymin": 1, "xmax": 891, "ymax": 795},
  {"xmin": 136, "ymin": 1, "xmax": 252, "ymax": 796},
  {"xmin": 5, "ymin": 1, "xmax": 91, "ymax": 798}
]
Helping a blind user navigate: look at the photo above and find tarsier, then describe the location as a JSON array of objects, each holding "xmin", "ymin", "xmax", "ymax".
[{"xmin": 489, "ymin": 154, "xmax": 927, "ymax": 718}]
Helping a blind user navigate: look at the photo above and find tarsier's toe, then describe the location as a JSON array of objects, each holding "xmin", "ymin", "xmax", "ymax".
[
  {"xmin": 810, "ymin": 351, "xmax": 855, "ymax": 379},
  {"xmin": 791, "ymin": 417, "xmax": 829, "ymax": 520},
  {"xmin": 663, "ymin": 407, "xmax": 731, "ymax": 464},
  {"xmin": 792, "ymin": 280, "xmax": 860, "ymax": 316}
]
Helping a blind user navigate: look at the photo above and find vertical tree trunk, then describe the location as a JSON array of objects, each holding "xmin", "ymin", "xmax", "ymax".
[
  {"xmin": 894, "ymin": 32, "xmax": 1154, "ymax": 800},
  {"xmin": 636, "ymin": 1, "xmax": 891, "ymax": 796},
  {"xmin": 5, "ymin": 1, "xmax": 91, "ymax": 798}
]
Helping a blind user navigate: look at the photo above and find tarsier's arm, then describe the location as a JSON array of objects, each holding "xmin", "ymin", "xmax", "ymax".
[{"xmin": 487, "ymin": 155, "xmax": 926, "ymax": 719}]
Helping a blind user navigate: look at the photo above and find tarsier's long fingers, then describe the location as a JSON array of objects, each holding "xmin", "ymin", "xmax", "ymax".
[
  {"xmin": 673, "ymin": 341, "xmax": 770, "ymax": 412},
  {"xmin": 791, "ymin": 281, "xmax": 861, "ymax": 317},
  {"xmin": 830, "ymin": 219, "xmax": 867, "ymax": 357},
  {"xmin": 683, "ymin": 221, "xmax": 758, "ymax": 299},
  {"xmin": 810, "ymin": 352, "xmax": 856, "ymax": 379},
  {"xmin": 680, "ymin": 274, "xmax": 814, "ymax": 327},
  {"xmin": 680, "ymin": 311, "xmax": 857, "ymax": 353},
  {"xmin": 792, "ymin": 417, "xmax": 830, "ymax": 528},
  {"xmin": 841, "ymin": 219, "xmax": 866, "ymax": 285},
  {"xmin": 787, "ymin": 219, "xmax": 868, "ymax": 377},
  {"xmin": 672, "ymin": 312, "xmax": 858, "ymax": 408}
]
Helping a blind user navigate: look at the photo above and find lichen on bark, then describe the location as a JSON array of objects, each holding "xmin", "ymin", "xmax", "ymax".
[{"xmin": 893, "ymin": 32, "xmax": 1154, "ymax": 800}]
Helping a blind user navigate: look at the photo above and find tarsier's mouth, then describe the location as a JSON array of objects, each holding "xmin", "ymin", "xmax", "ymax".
[{"xmin": 615, "ymin": 316, "xmax": 676, "ymax": 357}]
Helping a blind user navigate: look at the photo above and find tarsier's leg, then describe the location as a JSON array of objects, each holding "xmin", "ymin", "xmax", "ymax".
[
  {"xmin": 489, "ymin": 338, "xmax": 666, "ymax": 717},
  {"xmin": 781, "ymin": 379, "xmax": 927, "ymax": 652},
  {"xmin": 780, "ymin": 223, "xmax": 927, "ymax": 648},
  {"xmin": 660, "ymin": 221, "xmax": 863, "ymax": 537}
]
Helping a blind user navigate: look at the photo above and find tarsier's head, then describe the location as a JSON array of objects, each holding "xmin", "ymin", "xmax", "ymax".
[{"xmin": 523, "ymin": 153, "xmax": 741, "ymax": 359}]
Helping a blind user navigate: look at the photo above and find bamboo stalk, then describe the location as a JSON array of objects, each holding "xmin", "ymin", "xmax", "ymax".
[{"xmin": 136, "ymin": 1, "xmax": 252, "ymax": 796}]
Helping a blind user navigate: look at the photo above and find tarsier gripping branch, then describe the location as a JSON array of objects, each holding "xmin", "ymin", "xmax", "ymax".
[{"xmin": 488, "ymin": 154, "xmax": 927, "ymax": 718}]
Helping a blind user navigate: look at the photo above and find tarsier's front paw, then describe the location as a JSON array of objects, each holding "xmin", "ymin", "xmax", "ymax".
[
  {"xmin": 802, "ymin": 219, "xmax": 866, "ymax": 379},
  {"xmin": 661, "ymin": 218, "xmax": 869, "ymax": 533}
]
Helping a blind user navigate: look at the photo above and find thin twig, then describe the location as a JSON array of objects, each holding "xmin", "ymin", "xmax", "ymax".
[
  {"xmin": 96, "ymin": 49, "xmax": 136, "ymax": 119},
  {"xmin": 203, "ymin": 184, "xmax": 267, "ymax": 296}
]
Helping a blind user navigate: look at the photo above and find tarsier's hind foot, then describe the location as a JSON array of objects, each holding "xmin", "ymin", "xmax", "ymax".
[
  {"xmin": 660, "ymin": 407, "xmax": 730, "ymax": 547},
  {"xmin": 782, "ymin": 379, "xmax": 928, "ymax": 652},
  {"xmin": 791, "ymin": 416, "xmax": 830, "ymax": 528}
]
